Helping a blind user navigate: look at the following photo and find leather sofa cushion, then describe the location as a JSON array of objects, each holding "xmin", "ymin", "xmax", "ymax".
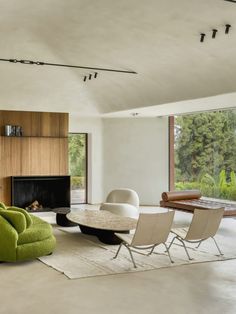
[{"xmin": 162, "ymin": 190, "xmax": 202, "ymax": 202}]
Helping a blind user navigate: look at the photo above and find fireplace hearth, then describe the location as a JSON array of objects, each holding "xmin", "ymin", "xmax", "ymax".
[{"xmin": 11, "ymin": 175, "xmax": 70, "ymax": 211}]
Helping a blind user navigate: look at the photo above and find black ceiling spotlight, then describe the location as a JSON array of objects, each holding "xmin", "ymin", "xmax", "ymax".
[
  {"xmin": 212, "ymin": 29, "xmax": 218, "ymax": 38},
  {"xmin": 225, "ymin": 24, "xmax": 232, "ymax": 34},
  {"xmin": 83, "ymin": 72, "xmax": 98, "ymax": 82},
  {"xmin": 224, "ymin": 0, "xmax": 236, "ymax": 3},
  {"xmin": 200, "ymin": 33, "xmax": 206, "ymax": 42}
]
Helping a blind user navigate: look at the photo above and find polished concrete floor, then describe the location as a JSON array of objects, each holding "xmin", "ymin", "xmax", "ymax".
[{"xmin": 0, "ymin": 208, "xmax": 236, "ymax": 314}]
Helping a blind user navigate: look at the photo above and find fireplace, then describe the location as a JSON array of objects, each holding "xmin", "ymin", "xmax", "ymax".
[{"xmin": 11, "ymin": 175, "xmax": 70, "ymax": 211}]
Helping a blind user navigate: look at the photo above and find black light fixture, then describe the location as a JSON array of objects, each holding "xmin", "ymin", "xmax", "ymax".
[
  {"xmin": 200, "ymin": 33, "xmax": 206, "ymax": 42},
  {"xmin": 200, "ymin": 23, "xmax": 232, "ymax": 42},
  {"xmin": 212, "ymin": 29, "xmax": 218, "ymax": 38},
  {"xmin": 0, "ymin": 57, "xmax": 137, "ymax": 82},
  {"xmin": 225, "ymin": 24, "xmax": 231, "ymax": 34},
  {"xmin": 224, "ymin": 0, "xmax": 236, "ymax": 3}
]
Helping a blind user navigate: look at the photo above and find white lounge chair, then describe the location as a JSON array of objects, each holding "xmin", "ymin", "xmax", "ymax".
[
  {"xmin": 168, "ymin": 208, "xmax": 224, "ymax": 260},
  {"xmin": 113, "ymin": 211, "xmax": 175, "ymax": 268}
]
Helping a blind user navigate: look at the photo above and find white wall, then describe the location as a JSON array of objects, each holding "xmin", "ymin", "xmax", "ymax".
[
  {"xmin": 69, "ymin": 115, "xmax": 103, "ymax": 204},
  {"xmin": 103, "ymin": 117, "xmax": 169, "ymax": 205}
]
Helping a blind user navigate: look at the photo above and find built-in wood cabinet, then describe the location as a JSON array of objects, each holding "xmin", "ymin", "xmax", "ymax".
[{"xmin": 0, "ymin": 110, "xmax": 69, "ymax": 205}]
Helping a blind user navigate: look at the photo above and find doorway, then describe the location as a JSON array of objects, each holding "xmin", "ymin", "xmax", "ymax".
[{"xmin": 68, "ymin": 133, "xmax": 88, "ymax": 204}]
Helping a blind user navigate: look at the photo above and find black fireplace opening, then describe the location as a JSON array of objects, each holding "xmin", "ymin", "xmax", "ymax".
[{"xmin": 11, "ymin": 175, "xmax": 71, "ymax": 211}]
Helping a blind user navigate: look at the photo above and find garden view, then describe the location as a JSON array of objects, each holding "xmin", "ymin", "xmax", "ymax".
[
  {"xmin": 174, "ymin": 109, "xmax": 236, "ymax": 201},
  {"xmin": 68, "ymin": 133, "xmax": 87, "ymax": 204}
]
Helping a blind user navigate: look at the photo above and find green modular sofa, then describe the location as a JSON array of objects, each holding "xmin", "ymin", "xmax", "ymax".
[{"xmin": 0, "ymin": 202, "xmax": 56, "ymax": 262}]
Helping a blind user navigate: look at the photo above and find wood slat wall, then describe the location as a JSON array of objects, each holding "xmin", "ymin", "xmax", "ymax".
[{"xmin": 0, "ymin": 110, "xmax": 69, "ymax": 205}]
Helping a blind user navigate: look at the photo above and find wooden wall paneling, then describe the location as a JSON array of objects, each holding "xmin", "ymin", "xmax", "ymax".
[
  {"xmin": 1, "ymin": 110, "xmax": 18, "ymax": 136},
  {"xmin": 40, "ymin": 112, "xmax": 51, "ymax": 136},
  {"xmin": 59, "ymin": 113, "xmax": 69, "ymax": 137},
  {"xmin": 31, "ymin": 112, "xmax": 41, "ymax": 136},
  {"xmin": 40, "ymin": 112, "xmax": 68, "ymax": 137},
  {"xmin": 2, "ymin": 177, "xmax": 10, "ymax": 205},
  {"xmin": 3, "ymin": 138, "xmax": 12, "ymax": 204},
  {"xmin": 29, "ymin": 138, "xmax": 43, "ymax": 175},
  {"xmin": 0, "ymin": 178, "xmax": 4, "ymax": 202},
  {"xmin": 21, "ymin": 138, "xmax": 31, "ymax": 175},
  {"xmin": 38, "ymin": 138, "xmax": 51, "ymax": 175},
  {"xmin": 1, "ymin": 138, "xmax": 22, "ymax": 204},
  {"xmin": 1, "ymin": 110, "xmax": 18, "ymax": 126},
  {"xmin": 50, "ymin": 138, "xmax": 60, "ymax": 174},
  {"xmin": 1, "ymin": 111, "xmax": 68, "ymax": 137},
  {"xmin": 1, "ymin": 138, "xmax": 13, "ymax": 205},
  {"xmin": 50, "ymin": 113, "xmax": 60, "ymax": 137},
  {"xmin": 59, "ymin": 138, "xmax": 68, "ymax": 175},
  {"xmin": 0, "ymin": 111, "xmax": 4, "ymax": 135},
  {"xmin": 10, "ymin": 138, "xmax": 22, "ymax": 176},
  {"xmin": 12, "ymin": 110, "xmax": 31, "ymax": 136},
  {"xmin": 18, "ymin": 111, "xmax": 32, "ymax": 136},
  {"xmin": 1, "ymin": 110, "xmax": 32, "ymax": 136}
]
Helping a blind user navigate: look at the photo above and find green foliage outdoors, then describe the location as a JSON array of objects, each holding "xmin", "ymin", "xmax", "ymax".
[
  {"xmin": 174, "ymin": 110, "xmax": 236, "ymax": 201},
  {"xmin": 68, "ymin": 134, "xmax": 86, "ymax": 189},
  {"xmin": 71, "ymin": 176, "xmax": 85, "ymax": 189}
]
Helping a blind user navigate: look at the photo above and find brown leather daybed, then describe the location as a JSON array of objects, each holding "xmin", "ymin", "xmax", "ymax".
[{"xmin": 160, "ymin": 190, "xmax": 236, "ymax": 217}]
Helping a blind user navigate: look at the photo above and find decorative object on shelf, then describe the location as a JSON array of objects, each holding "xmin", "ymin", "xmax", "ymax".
[
  {"xmin": 15, "ymin": 125, "xmax": 23, "ymax": 136},
  {"xmin": 4, "ymin": 125, "xmax": 23, "ymax": 136},
  {"xmin": 5, "ymin": 125, "xmax": 14, "ymax": 136},
  {"xmin": 0, "ymin": 58, "xmax": 137, "ymax": 82}
]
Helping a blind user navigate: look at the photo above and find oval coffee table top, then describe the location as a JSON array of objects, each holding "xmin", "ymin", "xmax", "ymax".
[{"xmin": 67, "ymin": 210, "xmax": 137, "ymax": 231}]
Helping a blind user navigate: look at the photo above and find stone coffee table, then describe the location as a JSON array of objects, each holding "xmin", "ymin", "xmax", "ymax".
[{"xmin": 67, "ymin": 210, "xmax": 137, "ymax": 244}]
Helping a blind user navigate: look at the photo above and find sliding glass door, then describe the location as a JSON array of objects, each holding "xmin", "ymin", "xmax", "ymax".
[{"xmin": 68, "ymin": 133, "xmax": 87, "ymax": 204}]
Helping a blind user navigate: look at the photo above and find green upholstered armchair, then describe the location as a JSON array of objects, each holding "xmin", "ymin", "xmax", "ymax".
[{"xmin": 0, "ymin": 203, "xmax": 56, "ymax": 262}]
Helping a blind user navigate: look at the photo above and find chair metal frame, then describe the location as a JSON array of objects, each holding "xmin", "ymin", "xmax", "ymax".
[
  {"xmin": 167, "ymin": 208, "xmax": 224, "ymax": 260},
  {"xmin": 114, "ymin": 242, "xmax": 173, "ymax": 268},
  {"xmin": 113, "ymin": 211, "xmax": 175, "ymax": 268}
]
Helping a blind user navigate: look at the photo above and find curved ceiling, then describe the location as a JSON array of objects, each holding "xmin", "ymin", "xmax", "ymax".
[{"xmin": 0, "ymin": 0, "xmax": 236, "ymax": 116}]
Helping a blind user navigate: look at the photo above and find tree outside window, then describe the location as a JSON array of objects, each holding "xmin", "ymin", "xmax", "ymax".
[{"xmin": 174, "ymin": 110, "xmax": 236, "ymax": 201}]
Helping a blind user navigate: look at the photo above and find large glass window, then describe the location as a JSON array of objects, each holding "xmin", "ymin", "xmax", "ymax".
[
  {"xmin": 173, "ymin": 109, "xmax": 236, "ymax": 201},
  {"xmin": 68, "ymin": 133, "xmax": 87, "ymax": 204}
]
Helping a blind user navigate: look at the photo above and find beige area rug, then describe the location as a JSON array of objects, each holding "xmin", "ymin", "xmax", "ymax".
[{"xmin": 38, "ymin": 217, "xmax": 236, "ymax": 279}]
